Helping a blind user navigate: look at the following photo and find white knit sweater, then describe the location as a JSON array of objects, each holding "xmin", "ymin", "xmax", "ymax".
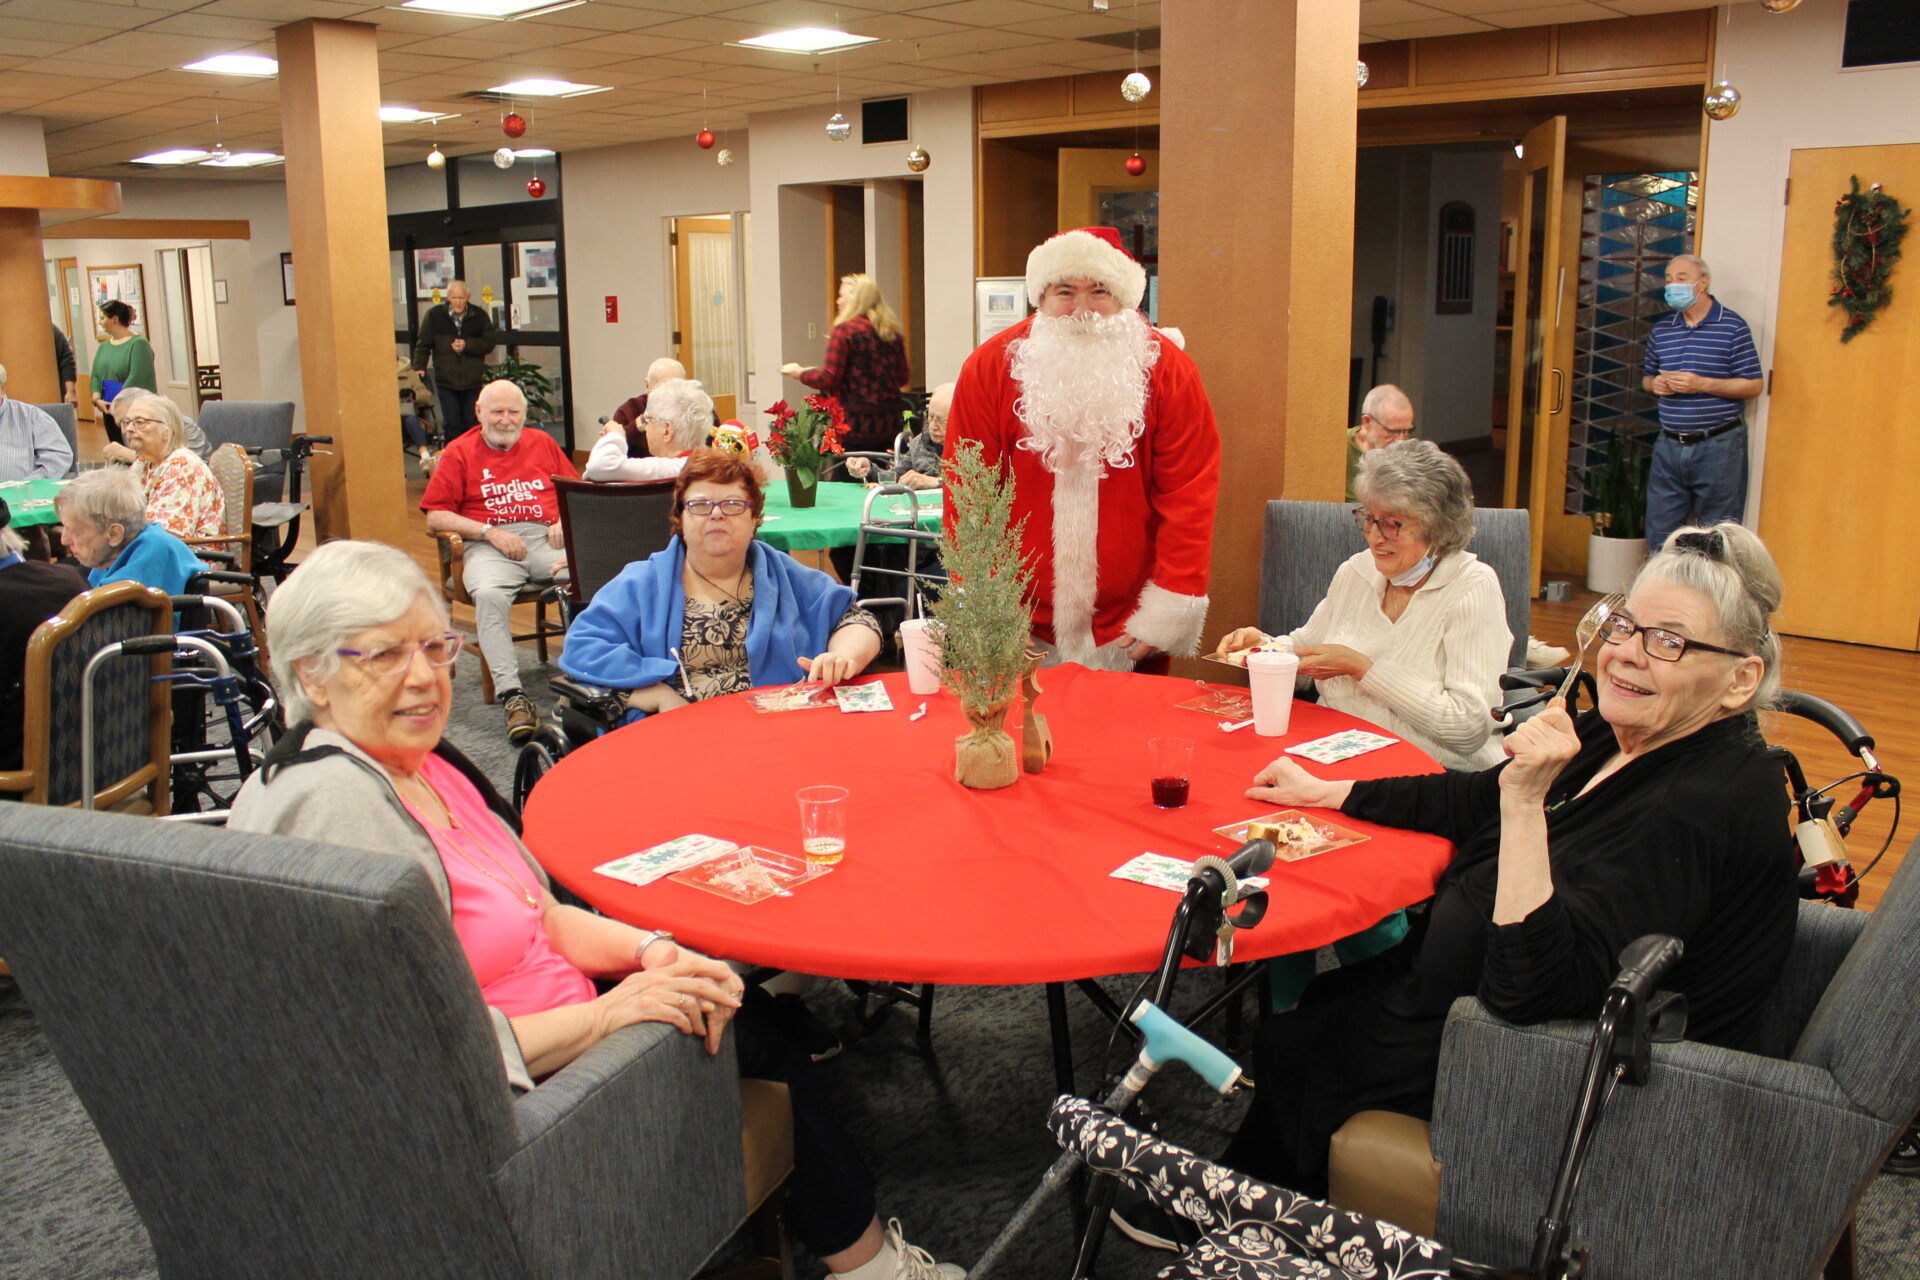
[{"xmin": 1285, "ymin": 549, "xmax": 1511, "ymax": 771}]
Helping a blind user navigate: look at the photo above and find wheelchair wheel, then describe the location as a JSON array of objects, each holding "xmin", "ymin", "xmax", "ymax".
[{"xmin": 513, "ymin": 728, "xmax": 566, "ymax": 815}]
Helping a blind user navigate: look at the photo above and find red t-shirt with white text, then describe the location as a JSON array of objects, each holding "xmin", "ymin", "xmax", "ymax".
[{"xmin": 419, "ymin": 428, "xmax": 579, "ymax": 527}]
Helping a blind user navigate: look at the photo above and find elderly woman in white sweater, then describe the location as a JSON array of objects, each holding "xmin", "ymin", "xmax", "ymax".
[
  {"xmin": 583, "ymin": 377, "xmax": 713, "ymax": 483},
  {"xmin": 1216, "ymin": 439, "xmax": 1510, "ymax": 770}
]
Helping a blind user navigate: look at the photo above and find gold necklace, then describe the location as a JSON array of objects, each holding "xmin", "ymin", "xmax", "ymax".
[{"xmin": 396, "ymin": 772, "xmax": 539, "ymax": 910}]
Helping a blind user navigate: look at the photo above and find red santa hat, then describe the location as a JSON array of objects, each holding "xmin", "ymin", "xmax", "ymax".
[{"xmin": 1025, "ymin": 226, "xmax": 1147, "ymax": 312}]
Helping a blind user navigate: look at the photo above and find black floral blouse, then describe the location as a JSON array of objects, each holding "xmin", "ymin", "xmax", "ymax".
[{"xmin": 675, "ymin": 570, "xmax": 880, "ymax": 702}]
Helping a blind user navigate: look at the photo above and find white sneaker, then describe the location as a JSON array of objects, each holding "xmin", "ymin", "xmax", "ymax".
[
  {"xmin": 887, "ymin": 1219, "xmax": 966, "ymax": 1280},
  {"xmin": 1525, "ymin": 635, "xmax": 1571, "ymax": 669}
]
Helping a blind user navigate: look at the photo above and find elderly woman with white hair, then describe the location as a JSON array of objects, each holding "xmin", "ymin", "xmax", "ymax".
[
  {"xmin": 104, "ymin": 384, "xmax": 211, "ymax": 462},
  {"xmin": 1216, "ymin": 438, "xmax": 1510, "ymax": 771},
  {"xmin": 227, "ymin": 539, "xmax": 964, "ymax": 1280},
  {"xmin": 583, "ymin": 376, "xmax": 713, "ymax": 483},
  {"xmin": 98, "ymin": 391, "xmax": 224, "ymax": 539},
  {"xmin": 0, "ymin": 497, "xmax": 88, "ymax": 773},
  {"xmin": 53, "ymin": 467, "xmax": 206, "ymax": 596}
]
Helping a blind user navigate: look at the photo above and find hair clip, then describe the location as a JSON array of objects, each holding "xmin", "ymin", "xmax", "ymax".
[{"xmin": 1673, "ymin": 530, "xmax": 1726, "ymax": 560}]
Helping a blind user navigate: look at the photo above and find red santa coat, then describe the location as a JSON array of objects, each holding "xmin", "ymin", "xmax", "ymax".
[{"xmin": 947, "ymin": 315, "xmax": 1221, "ymax": 664}]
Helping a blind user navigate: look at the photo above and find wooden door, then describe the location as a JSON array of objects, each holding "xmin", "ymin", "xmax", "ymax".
[
  {"xmin": 1761, "ymin": 143, "xmax": 1920, "ymax": 648},
  {"xmin": 671, "ymin": 216, "xmax": 736, "ymax": 395},
  {"xmin": 50, "ymin": 256, "xmax": 84, "ymax": 413},
  {"xmin": 1501, "ymin": 116, "xmax": 1571, "ymax": 595}
]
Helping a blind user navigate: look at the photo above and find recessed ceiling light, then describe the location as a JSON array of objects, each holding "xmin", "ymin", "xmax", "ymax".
[
  {"xmin": 733, "ymin": 27, "xmax": 881, "ymax": 55},
  {"xmin": 132, "ymin": 148, "xmax": 212, "ymax": 165},
  {"xmin": 398, "ymin": 0, "xmax": 583, "ymax": 17},
  {"xmin": 380, "ymin": 106, "xmax": 457, "ymax": 123},
  {"xmin": 200, "ymin": 152, "xmax": 284, "ymax": 168},
  {"xmin": 512, "ymin": 147, "xmax": 556, "ymax": 158},
  {"xmin": 487, "ymin": 77, "xmax": 607, "ymax": 97},
  {"xmin": 182, "ymin": 54, "xmax": 278, "ymax": 76}
]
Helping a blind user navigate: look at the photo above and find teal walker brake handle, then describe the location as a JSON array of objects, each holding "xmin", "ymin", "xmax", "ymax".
[{"xmin": 1128, "ymin": 1000, "xmax": 1244, "ymax": 1095}]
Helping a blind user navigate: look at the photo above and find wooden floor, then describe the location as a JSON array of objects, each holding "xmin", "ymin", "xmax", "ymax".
[{"xmin": 71, "ymin": 412, "xmax": 1908, "ymax": 912}]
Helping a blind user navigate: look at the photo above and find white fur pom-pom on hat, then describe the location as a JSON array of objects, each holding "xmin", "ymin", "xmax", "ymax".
[{"xmin": 1025, "ymin": 226, "xmax": 1147, "ymax": 312}]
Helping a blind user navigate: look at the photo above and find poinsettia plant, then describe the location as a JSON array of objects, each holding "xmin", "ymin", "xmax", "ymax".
[{"xmin": 764, "ymin": 394, "xmax": 850, "ymax": 487}]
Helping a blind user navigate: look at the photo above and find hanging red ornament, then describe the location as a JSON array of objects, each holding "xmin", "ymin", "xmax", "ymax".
[
  {"xmin": 696, "ymin": 129, "xmax": 716, "ymax": 150},
  {"xmin": 1124, "ymin": 153, "xmax": 1146, "ymax": 177},
  {"xmin": 502, "ymin": 112, "xmax": 528, "ymax": 139},
  {"xmin": 526, "ymin": 176, "xmax": 546, "ymax": 198}
]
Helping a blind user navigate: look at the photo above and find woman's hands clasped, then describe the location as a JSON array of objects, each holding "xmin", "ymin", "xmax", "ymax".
[
  {"xmin": 1499, "ymin": 697, "xmax": 1581, "ymax": 803},
  {"xmin": 593, "ymin": 948, "xmax": 744, "ymax": 1055}
]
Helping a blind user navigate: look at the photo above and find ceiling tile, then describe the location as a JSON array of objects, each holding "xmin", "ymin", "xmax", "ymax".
[
  {"xmin": 910, "ymin": 0, "xmax": 1061, "ymax": 24},
  {"xmin": 1360, "ymin": 16, "xmax": 1501, "ymax": 40},
  {"xmin": 1482, "ymin": 4, "xmax": 1617, "ymax": 26},
  {"xmin": 1358, "ymin": 0, "xmax": 1453, "ymax": 22}
]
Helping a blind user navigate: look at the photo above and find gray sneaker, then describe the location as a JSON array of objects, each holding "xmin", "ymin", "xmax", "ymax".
[{"xmin": 502, "ymin": 690, "xmax": 539, "ymax": 744}]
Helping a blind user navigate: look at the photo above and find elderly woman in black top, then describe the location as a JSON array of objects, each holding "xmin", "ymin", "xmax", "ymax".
[{"xmin": 1211, "ymin": 522, "xmax": 1797, "ymax": 1201}]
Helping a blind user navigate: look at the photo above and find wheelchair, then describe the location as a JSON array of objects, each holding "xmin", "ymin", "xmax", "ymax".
[
  {"xmin": 162, "ymin": 584, "xmax": 283, "ymax": 821},
  {"xmin": 248, "ymin": 433, "xmax": 333, "ymax": 588},
  {"xmin": 511, "ymin": 674, "xmax": 627, "ymax": 815}
]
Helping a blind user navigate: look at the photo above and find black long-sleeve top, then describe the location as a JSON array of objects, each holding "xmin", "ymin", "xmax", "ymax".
[{"xmin": 1343, "ymin": 709, "xmax": 1796, "ymax": 1051}]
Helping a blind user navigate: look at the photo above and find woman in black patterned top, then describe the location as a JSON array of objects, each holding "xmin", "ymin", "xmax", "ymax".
[{"xmin": 781, "ymin": 274, "xmax": 910, "ymax": 454}]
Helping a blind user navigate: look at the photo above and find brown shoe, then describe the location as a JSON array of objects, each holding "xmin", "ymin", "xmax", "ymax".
[{"xmin": 503, "ymin": 690, "xmax": 539, "ymax": 743}]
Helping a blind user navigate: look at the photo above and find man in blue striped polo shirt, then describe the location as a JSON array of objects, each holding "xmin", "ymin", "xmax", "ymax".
[{"xmin": 1640, "ymin": 254, "xmax": 1764, "ymax": 552}]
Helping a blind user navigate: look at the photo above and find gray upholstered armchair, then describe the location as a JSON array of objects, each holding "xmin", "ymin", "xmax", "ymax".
[
  {"xmin": 1331, "ymin": 838, "xmax": 1920, "ymax": 1280},
  {"xmin": 0, "ymin": 804, "xmax": 776, "ymax": 1280}
]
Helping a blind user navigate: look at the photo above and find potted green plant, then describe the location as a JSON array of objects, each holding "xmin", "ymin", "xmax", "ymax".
[
  {"xmin": 490, "ymin": 353, "xmax": 559, "ymax": 429},
  {"xmin": 928, "ymin": 440, "xmax": 1036, "ymax": 790},
  {"xmin": 1582, "ymin": 430, "xmax": 1651, "ymax": 594}
]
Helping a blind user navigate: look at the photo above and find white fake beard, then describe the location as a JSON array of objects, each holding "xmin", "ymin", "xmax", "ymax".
[{"xmin": 1009, "ymin": 309, "xmax": 1159, "ymax": 474}]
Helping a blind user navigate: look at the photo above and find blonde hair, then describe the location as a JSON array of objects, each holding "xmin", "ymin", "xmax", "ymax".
[{"xmin": 835, "ymin": 273, "xmax": 901, "ymax": 343}]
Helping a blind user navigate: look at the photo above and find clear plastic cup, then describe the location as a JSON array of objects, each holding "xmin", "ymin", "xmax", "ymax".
[{"xmin": 796, "ymin": 785, "xmax": 849, "ymax": 865}]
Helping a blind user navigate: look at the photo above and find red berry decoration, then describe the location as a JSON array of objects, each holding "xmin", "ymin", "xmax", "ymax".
[
  {"xmin": 526, "ymin": 176, "xmax": 546, "ymax": 198},
  {"xmin": 502, "ymin": 112, "xmax": 528, "ymax": 139},
  {"xmin": 1125, "ymin": 153, "xmax": 1146, "ymax": 177},
  {"xmin": 696, "ymin": 129, "xmax": 716, "ymax": 150}
]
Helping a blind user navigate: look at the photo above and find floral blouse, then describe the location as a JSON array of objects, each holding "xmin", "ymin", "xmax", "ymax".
[
  {"xmin": 675, "ymin": 571, "xmax": 880, "ymax": 702},
  {"xmin": 131, "ymin": 447, "xmax": 225, "ymax": 540}
]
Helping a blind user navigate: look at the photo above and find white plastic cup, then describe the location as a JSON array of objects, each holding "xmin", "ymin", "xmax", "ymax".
[
  {"xmin": 900, "ymin": 618, "xmax": 943, "ymax": 695},
  {"xmin": 1246, "ymin": 650, "xmax": 1301, "ymax": 737}
]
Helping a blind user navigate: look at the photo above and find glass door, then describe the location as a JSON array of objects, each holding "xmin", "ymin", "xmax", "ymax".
[{"xmin": 1501, "ymin": 115, "xmax": 1569, "ymax": 595}]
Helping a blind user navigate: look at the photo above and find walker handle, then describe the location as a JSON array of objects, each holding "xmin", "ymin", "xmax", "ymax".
[{"xmin": 1129, "ymin": 1001, "xmax": 1243, "ymax": 1095}]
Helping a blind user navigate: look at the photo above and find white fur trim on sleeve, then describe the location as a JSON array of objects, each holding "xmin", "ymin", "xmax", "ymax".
[{"xmin": 1124, "ymin": 582, "xmax": 1210, "ymax": 657}]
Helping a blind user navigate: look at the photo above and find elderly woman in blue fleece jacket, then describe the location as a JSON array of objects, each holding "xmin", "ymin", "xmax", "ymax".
[{"xmin": 560, "ymin": 448, "xmax": 882, "ymax": 721}]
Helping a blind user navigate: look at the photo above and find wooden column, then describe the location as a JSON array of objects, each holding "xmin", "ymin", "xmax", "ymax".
[
  {"xmin": 1, "ymin": 177, "xmax": 121, "ymax": 402},
  {"xmin": 276, "ymin": 19, "xmax": 404, "ymax": 546},
  {"xmin": 1160, "ymin": 0, "xmax": 1359, "ymax": 650}
]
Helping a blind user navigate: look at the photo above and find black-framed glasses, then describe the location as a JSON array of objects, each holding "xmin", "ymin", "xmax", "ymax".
[
  {"xmin": 1599, "ymin": 613, "xmax": 1747, "ymax": 662},
  {"xmin": 683, "ymin": 497, "xmax": 752, "ymax": 517},
  {"xmin": 1350, "ymin": 507, "xmax": 1411, "ymax": 541},
  {"xmin": 336, "ymin": 632, "xmax": 464, "ymax": 677}
]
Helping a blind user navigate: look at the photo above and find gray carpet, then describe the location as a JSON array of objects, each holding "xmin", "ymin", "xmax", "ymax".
[{"xmin": 4, "ymin": 646, "xmax": 1918, "ymax": 1278}]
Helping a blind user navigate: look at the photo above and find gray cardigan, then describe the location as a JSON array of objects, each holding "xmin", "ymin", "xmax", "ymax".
[{"xmin": 229, "ymin": 727, "xmax": 546, "ymax": 1089}]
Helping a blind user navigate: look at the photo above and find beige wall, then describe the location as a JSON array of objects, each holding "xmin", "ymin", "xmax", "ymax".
[
  {"xmin": 0, "ymin": 114, "xmax": 48, "ymax": 176},
  {"xmin": 1706, "ymin": 1, "xmax": 1920, "ymax": 528}
]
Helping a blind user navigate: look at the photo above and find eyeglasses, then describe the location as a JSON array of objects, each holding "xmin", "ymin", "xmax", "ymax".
[
  {"xmin": 1599, "ymin": 613, "xmax": 1748, "ymax": 662},
  {"xmin": 335, "ymin": 632, "xmax": 464, "ymax": 677},
  {"xmin": 683, "ymin": 497, "xmax": 753, "ymax": 517},
  {"xmin": 1350, "ymin": 508, "xmax": 1412, "ymax": 541},
  {"xmin": 120, "ymin": 416, "xmax": 166, "ymax": 430}
]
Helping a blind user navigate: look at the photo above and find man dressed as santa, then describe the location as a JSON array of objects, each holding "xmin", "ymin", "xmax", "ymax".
[{"xmin": 947, "ymin": 226, "xmax": 1221, "ymax": 672}]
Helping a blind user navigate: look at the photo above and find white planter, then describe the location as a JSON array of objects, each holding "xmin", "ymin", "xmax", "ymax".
[{"xmin": 1586, "ymin": 533, "xmax": 1645, "ymax": 596}]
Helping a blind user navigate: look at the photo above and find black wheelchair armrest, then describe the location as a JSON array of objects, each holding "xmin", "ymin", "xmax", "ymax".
[{"xmin": 187, "ymin": 569, "xmax": 257, "ymax": 591}]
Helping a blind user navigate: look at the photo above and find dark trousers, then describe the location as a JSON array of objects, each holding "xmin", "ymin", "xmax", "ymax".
[
  {"xmin": 734, "ymin": 987, "xmax": 876, "ymax": 1258},
  {"xmin": 435, "ymin": 384, "xmax": 482, "ymax": 442},
  {"xmin": 101, "ymin": 410, "xmax": 124, "ymax": 447}
]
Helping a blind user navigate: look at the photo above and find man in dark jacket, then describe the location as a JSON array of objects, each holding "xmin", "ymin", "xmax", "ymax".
[
  {"xmin": 52, "ymin": 325, "xmax": 77, "ymax": 403},
  {"xmin": 411, "ymin": 279, "xmax": 496, "ymax": 441}
]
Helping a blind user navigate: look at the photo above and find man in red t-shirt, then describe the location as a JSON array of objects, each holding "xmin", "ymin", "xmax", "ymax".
[{"xmin": 421, "ymin": 379, "xmax": 579, "ymax": 741}]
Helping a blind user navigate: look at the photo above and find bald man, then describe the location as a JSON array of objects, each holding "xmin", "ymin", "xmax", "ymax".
[
  {"xmin": 608, "ymin": 357, "xmax": 688, "ymax": 439},
  {"xmin": 1345, "ymin": 384, "xmax": 1415, "ymax": 501}
]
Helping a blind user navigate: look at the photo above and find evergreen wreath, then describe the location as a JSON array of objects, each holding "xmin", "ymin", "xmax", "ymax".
[{"xmin": 1829, "ymin": 175, "xmax": 1909, "ymax": 343}]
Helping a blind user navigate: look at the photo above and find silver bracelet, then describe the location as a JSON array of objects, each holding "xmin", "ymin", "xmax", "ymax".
[{"xmin": 637, "ymin": 929, "xmax": 674, "ymax": 961}]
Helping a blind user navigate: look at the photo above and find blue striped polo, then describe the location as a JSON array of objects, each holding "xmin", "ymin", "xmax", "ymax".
[{"xmin": 1641, "ymin": 298, "xmax": 1762, "ymax": 432}]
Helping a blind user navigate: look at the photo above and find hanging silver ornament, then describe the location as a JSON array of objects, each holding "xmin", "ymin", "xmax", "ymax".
[
  {"xmin": 1703, "ymin": 80, "xmax": 1742, "ymax": 121},
  {"xmin": 1357, "ymin": 60, "xmax": 1370, "ymax": 88},
  {"xmin": 492, "ymin": 146, "xmax": 516, "ymax": 169},
  {"xmin": 426, "ymin": 146, "xmax": 446, "ymax": 171},
  {"xmin": 826, "ymin": 112, "xmax": 852, "ymax": 142},
  {"xmin": 1759, "ymin": 0, "xmax": 1801, "ymax": 11},
  {"xmin": 1120, "ymin": 71, "xmax": 1151, "ymax": 103},
  {"xmin": 906, "ymin": 147, "xmax": 930, "ymax": 173},
  {"xmin": 716, "ymin": 147, "xmax": 735, "ymax": 167},
  {"xmin": 208, "ymin": 145, "xmax": 231, "ymax": 163}
]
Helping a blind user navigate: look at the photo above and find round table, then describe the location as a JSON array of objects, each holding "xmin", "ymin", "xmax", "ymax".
[
  {"xmin": 0, "ymin": 478, "xmax": 68, "ymax": 528},
  {"xmin": 756, "ymin": 481, "xmax": 940, "ymax": 553},
  {"xmin": 524, "ymin": 666, "xmax": 1452, "ymax": 987}
]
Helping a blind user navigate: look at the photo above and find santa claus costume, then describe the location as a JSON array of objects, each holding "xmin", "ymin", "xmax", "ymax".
[{"xmin": 947, "ymin": 227, "xmax": 1221, "ymax": 670}]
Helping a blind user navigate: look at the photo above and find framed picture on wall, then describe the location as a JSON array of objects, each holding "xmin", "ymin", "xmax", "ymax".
[
  {"xmin": 416, "ymin": 246, "xmax": 454, "ymax": 296},
  {"xmin": 518, "ymin": 241, "xmax": 558, "ymax": 296},
  {"xmin": 975, "ymin": 277, "xmax": 1028, "ymax": 345},
  {"xmin": 281, "ymin": 252, "xmax": 295, "ymax": 306},
  {"xmin": 87, "ymin": 264, "xmax": 147, "ymax": 338}
]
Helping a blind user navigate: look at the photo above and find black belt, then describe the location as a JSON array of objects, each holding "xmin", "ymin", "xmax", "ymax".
[{"xmin": 1664, "ymin": 421, "xmax": 1744, "ymax": 446}]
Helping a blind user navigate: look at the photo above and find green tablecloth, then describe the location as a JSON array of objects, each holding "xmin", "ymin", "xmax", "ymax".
[
  {"xmin": 0, "ymin": 477, "xmax": 68, "ymax": 529},
  {"xmin": 756, "ymin": 481, "xmax": 942, "ymax": 552}
]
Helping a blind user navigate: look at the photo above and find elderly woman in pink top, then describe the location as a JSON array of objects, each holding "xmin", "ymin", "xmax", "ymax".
[
  {"xmin": 103, "ymin": 391, "xmax": 224, "ymax": 539},
  {"xmin": 228, "ymin": 539, "xmax": 963, "ymax": 1280}
]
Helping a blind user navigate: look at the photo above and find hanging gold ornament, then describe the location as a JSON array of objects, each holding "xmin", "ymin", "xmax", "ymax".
[
  {"xmin": 426, "ymin": 146, "xmax": 446, "ymax": 170},
  {"xmin": 826, "ymin": 112, "xmax": 852, "ymax": 142},
  {"xmin": 906, "ymin": 147, "xmax": 930, "ymax": 172},
  {"xmin": 1120, "ymin": 71, "xmax": 1151, "ymax": 103},
  {"xmin": 717, "ymin": 147, "xmax": 735, "ymax": 167},
  {"xmin": 1356, "ymin": 60, "xmax": 1370, "ymax": 88},
  {"xmin": 1703, "ymin": 80, "xmax": 1742, "ymax": 121},
  {"xmin": 1759, "ymin": 0, "xmax": 1801, "ymax": 11}
]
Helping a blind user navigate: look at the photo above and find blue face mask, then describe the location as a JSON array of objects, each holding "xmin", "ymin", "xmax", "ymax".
[
  {"xmin": 1388, "ymin": 551, "xmax": 1435, "ymax": 588},
  {"xmin": 1664, "ymin": 280, "xmax": 1698, "ymax": 310}
]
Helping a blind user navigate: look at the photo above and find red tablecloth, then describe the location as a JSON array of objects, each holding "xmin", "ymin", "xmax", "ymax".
[{"xmin": 524, "ymin": 667, "xmax": 1453, "ymax": 985}]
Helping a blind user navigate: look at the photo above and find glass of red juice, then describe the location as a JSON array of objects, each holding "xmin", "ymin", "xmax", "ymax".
[{"xmin": 1149, "ymin": 736, "xmax": 1195, "ymax": 809}]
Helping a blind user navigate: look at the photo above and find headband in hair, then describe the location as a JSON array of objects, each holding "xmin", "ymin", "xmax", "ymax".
[{"xmin": 1673, "ymin": 530, "xmax": 1726, "ymax": 560}]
